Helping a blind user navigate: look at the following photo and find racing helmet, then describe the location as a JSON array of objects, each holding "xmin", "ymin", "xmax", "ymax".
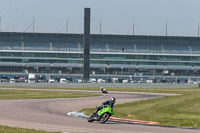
[{"xmin": 110, "ymin": 97, "xmax": 116, "ymax": 104}]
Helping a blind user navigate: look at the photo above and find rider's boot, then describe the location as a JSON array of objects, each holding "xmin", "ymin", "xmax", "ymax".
[
  {"xmin": 93, "ymin": 110, "xmax": 98, "ymax": 114},
  {"xmin": 96, "ymin": 113, "xmax": 100, "ymax": 120}
]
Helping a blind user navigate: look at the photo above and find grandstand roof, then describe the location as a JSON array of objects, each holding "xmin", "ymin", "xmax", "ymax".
[{"xmin": 0, "ymin": 32, "xmax": 200, "ymax": 54}]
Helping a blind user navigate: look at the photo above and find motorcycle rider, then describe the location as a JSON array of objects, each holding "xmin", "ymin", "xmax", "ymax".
[
  {"xmin": 94, "ymin": 97, "xmax": 116, "ymax": 119},
  {"xmin": 100, "ymin": 87, "xmax": 107, "ymax": 93},
  {"xmin": 100, "ymin": 87, "xmax": 104, "ymax": 91}
]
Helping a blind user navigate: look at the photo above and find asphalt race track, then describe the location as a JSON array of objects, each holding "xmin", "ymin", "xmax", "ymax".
[{"xmin": 0, "ymin": 88, "xmax": 199, "ymax": 133}]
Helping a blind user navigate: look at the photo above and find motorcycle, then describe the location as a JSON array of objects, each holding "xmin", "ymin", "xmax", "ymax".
[
  {"xmin": 100, "ymin": 88, "xmax": 108, "ymax": 93},
  {"xmin": 101, "ymin": 88, "xmax": 108, "ymax": 94},
  {"xmin": 87, "ymin": 105, "xmax": 114, "ymax": 124}
]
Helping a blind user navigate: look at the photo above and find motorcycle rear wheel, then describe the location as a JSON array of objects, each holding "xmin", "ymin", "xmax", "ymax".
[{"xmin": 100, "ymin": 113, "xmax": 110, "ymax": 124}]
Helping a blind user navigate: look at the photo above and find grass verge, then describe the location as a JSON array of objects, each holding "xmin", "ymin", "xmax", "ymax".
[
  {"xmin": 0, "ymin": 89, "xmax": 100, "ymax": 99},
  {"xmin": 80, "ymin": 88, "xmax": 200, "ymax": 128},
  {"xmin": 1, "ymin": 86, "xmax": 200, "ymax": 92},
  {"xmin": 0, "ymin": 125, "xmax": 61, "ymax": 133}
]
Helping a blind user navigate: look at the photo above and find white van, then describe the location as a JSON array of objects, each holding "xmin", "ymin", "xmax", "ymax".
[
  {"xmin": 78, "ymin": 79, "xmax": 83, "ymax": 83},
  {"xmin": 122, "ymin": 79, "xmax": 128, "ymax": 83},
  {"xmin": 112, "ymin": 78, "xmax": 118, "ymax": 83},
  {"xmin": 60, "ymin": 78, "xmax": 67, "ymax": 83},
  {"xmin": 90, "ymin": 78, "xmax": 96, "ymax": 83},
  {"xmin": 49, "ymin": 79, "xmax": 55, "ymax": 83},
  {"xmin": 10, "ymin": 78, "xmax": 15, "ymax": 83},
  {"xmin": 97, "ymin": 79, "xmax": 105, "ymax": 83}
]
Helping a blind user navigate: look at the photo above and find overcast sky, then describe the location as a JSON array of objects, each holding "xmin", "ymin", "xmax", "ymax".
[{"xmin": 0, "ymin": 0, "xmax": 200, "ymax": 36}]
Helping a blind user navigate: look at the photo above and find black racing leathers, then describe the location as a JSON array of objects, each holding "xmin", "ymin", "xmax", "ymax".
[{"xmin": 95, "ymin": 100, "xmax": 114, "ymax": 113}]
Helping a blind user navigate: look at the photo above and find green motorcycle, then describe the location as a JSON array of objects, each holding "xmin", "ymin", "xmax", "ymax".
[{"xmin": 87, "ymin": 105, "xmax": 114, "ymax": 124}]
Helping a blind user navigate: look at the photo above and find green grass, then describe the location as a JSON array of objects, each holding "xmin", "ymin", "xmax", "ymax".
[
  {"xmin": 80, "ymin": 88, "xmax": 200, "ymax": 128},
  {"xmin": 113, "ymin": 92, "xmax": 200, "ymax": 128},
  {"xmin": 0, "ymin": 125, "xmax": 61, "ymax": 133},
  {"xmin": 0, "ymin": 89, "xmax": 100, "ymax": 99}
]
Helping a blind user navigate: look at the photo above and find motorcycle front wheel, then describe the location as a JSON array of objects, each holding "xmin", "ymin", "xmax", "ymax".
[
  {"xmin": 87, "ymin": 114, "xmax": 94, "ymax": 122},
  {"xmin": 100, "ymin": 113, "xmax": 110, "ymax": 124}
]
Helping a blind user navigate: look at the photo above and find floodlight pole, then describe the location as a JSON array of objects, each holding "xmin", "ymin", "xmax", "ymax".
[
  {"xmin": 166, "ymin": 20, "xmax": 168, "ymax": 36},
  {"xmin": 198, "ymin": 21, "xmax": 199, "ymax": 37},
  {"xmin": 0, "ymin": 16, "xmax": 1, "ymax": 32},
  {"xmin": 33, "ymin": 17, "xmax": 35, "ymax": 33}
]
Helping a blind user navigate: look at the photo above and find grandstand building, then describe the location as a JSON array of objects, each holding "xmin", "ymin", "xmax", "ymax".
[{"xmin": 0, "ymin": 32, "xmax": 200, "ymax": 78}]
